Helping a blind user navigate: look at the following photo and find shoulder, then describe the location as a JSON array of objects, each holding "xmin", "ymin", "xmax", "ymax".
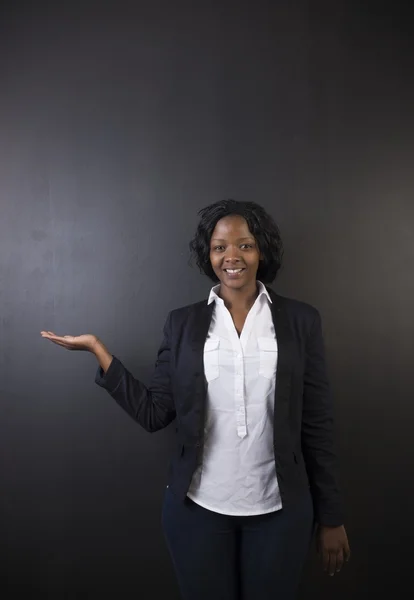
[
  {"xmin": 267, "ymin": 287, "xmax": 320, "ymax": 321},
  {"xmin": 268, "ymin": 291, "xmax": 324, "ymax": 340},
  {"xmin": 164, "ymin": 298, "xmax": 208, "ymax": 325}
]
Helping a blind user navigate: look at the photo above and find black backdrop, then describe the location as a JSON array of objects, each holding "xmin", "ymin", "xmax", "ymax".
[{"xmin": 1, "ymin": 1, "xmax": 413, "ymax": 598}]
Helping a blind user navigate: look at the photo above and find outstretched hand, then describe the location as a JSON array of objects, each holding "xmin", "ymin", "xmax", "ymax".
[
  {"xmin": 315, "ymin": 524, "xmax": 351, "ymax": 576},
  {"xmin": 40, "ymin": 331, "xmax": 98, "ymax": 352}
]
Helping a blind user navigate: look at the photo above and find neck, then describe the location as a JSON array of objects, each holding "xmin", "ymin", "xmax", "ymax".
[{"xmin": 218, "ymin": 281, "xmax": 259, "ymax": 311}]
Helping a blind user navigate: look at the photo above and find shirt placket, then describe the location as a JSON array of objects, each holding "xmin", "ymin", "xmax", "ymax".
[
  {"xmin": 224, "ymin": 300, "xmax": 262, "ymax": 439},
  {"xmin": 219, "ymin": 305, "xmax": 247, "ymax": 439},
  {"xmin": 235, "ymin": 345, "xmax": 246, "ymax": 439}
]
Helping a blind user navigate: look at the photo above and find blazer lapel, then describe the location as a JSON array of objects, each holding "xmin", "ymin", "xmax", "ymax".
[
  {"xmin": 189, "ymin": 300, "xmax": 215, "ymax": 386},
  {"xmin": 267, "ymin": 287, "xmax": 295, "ymax": 402}
]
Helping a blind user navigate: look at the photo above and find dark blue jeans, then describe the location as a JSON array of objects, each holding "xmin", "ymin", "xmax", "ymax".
[{"xmin": 161, "ymin": 486, "xmax": 315, "ymax": 600}]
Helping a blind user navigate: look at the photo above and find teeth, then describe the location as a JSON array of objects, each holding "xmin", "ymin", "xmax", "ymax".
[{"xmin": 225, "ymin": 269, "xmax": 243, "ymax": 273}]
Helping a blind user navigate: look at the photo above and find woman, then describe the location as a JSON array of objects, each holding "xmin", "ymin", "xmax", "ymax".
[{"xmin": 41, "ymin": 199, "xmax": 350, "ymax": 599}]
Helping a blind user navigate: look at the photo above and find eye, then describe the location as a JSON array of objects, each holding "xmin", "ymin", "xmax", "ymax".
[{"xmin": 212, "ymin": 244, "xmax": 253, "ymax": 251}]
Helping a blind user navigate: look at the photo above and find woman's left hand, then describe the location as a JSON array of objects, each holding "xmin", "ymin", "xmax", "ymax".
[{"xmin": 315, "ymin": 524, "xmax": 351, "ymax": 576}]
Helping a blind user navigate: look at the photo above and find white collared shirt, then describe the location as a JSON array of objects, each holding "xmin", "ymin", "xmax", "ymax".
[{"xmin": 186, "ymin": 280, "xmax": 283, "ymax": 516}]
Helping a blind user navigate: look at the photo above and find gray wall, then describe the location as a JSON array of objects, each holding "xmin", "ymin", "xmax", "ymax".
[{"xmin": 1, "ymin": 1, "xmax": 413, "ymax": 598}]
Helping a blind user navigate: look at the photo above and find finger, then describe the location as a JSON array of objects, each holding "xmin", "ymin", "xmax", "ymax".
[
  {"xmin": 328, "ymin": 551, "xmax": 337, "ymax": 576},
  {"xmin": 335, "ymin": 548, "xmax": 344, "ymax": 573},
  {"xmin": 344, "ymin": 541, "xmax": 351, "ymax": 562},
  {"xmin": 322, "ymin": 548, "xmax": 330, "ymax": 573},
  {"xmin": 47, "ymin": 335, "xmax": 69, "ymax": 343}
]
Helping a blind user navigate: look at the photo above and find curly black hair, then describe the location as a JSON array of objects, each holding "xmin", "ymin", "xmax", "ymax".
[{"xmin": 188, "ymin": 199, "xmax": 284, "ymax": 284}]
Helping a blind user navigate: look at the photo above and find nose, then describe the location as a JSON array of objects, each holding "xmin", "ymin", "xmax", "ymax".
[
  {"xmin": 223, "ymin": 251, "xmax": 243, "ymax": 267},
  {"xmin": 225, "ymin": 258, "xmax": 241, "ymax": 264}
]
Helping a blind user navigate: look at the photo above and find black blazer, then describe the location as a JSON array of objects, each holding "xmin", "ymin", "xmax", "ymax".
[{"xmin": 95, "ymin": 286, "xmax": 344, "ymax": 527}]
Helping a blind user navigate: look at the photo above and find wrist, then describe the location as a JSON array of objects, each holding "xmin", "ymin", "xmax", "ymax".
[{"xmin": 91, "ymin": 337, "xmax": 104, "ymax": 354}]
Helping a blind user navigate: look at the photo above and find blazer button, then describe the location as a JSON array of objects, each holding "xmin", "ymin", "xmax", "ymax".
[{"xmin": 195, "ymin": 441, "xmax": 201, "ymax": 447}]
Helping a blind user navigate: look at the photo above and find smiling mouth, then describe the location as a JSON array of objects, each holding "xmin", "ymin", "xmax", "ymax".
[{"xmin": 223, "ymin": 268, "xmax": 246, "ymax": 274}]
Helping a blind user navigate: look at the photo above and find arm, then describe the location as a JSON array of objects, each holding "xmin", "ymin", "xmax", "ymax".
[
  {"xmin": 301, "ymin": 309, "xmax": 344, "ymax": 527},
  {"xmin": 93, "ymin": 340, "xmax": 113, "ymax": 373},
  {"xmin": 94, "ymin": 311, "xmax": 176, "ymax": 433}
]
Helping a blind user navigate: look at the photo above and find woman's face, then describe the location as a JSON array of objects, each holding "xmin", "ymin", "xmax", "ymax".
[{"xmin": 209, "ymin": 215, "xmax": 263, "ymax": 291}]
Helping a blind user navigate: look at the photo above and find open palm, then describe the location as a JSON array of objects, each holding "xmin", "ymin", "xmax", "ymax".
[{"xmin": 40, "ymin": 331, "xmax": 97, "ymax": 352}]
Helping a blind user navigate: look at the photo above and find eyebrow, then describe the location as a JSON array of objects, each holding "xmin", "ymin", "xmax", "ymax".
[{"xmin": 211, "ymin": 237, "xmax": 254, "ymax": 242}]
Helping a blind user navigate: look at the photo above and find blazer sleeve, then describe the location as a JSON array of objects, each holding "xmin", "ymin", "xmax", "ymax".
[
  {"xmin": 94, "ymin": 311, "xmax": 176, "ymax": 432},
  {"xmin": 301, "ymin": 309, "xmax": 345, "ymax": 527}
]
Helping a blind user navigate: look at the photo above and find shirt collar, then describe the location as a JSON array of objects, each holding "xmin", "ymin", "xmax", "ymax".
[{"xmin": 207, "ymin": 280, "xmax": 272, "ymax": 306}]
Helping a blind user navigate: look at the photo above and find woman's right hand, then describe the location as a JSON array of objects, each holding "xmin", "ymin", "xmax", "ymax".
[{"xmin": 40, "ymin": 331, "xmax": 98, "ymax": 353}]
